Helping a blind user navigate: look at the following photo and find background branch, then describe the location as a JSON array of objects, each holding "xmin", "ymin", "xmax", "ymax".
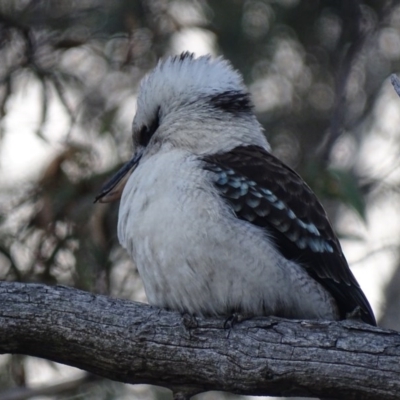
[
  {"xmin": 0, "ymin": 282, "xmax": 399, "ymax": 400},
  {"xmin": 0, "ymin": 375, "xmax": 100, "ymax": 400}
]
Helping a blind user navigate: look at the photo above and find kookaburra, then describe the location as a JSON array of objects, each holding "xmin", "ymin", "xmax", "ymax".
[{"xmin": 95, "ymin": 52, "xmax": 376, "ymax": 326}]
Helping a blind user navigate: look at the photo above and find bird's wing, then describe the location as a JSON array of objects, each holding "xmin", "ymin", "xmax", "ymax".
[{"xmin": 203, "ymin": 145, "xmax": 376, "ymax": 326}]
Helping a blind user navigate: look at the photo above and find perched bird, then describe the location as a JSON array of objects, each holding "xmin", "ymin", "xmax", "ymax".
[{"xmin": 95, "ymin": 52, "xmax": 376, "ymax": 326}]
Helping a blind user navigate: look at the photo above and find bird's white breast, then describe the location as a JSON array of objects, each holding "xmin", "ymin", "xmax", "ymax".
[{"xmin": 118, "ymin": 148, "xmax": 338, "ymax": 320}]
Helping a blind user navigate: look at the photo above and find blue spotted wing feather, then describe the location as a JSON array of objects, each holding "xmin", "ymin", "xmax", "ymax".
[{"xmin": 203, "ymin": 145, "xmax": 376, "ymax": 326}]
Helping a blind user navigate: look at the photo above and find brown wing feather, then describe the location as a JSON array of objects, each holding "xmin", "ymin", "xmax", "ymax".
[{"xmin": 203, "ymin": 145, "xmax": 376, "ymax": 326}]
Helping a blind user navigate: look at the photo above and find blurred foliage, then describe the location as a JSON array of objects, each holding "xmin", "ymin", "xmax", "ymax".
[{"xmin": 1, "ymin": 0, "xmax": 400, "ymax": 399}]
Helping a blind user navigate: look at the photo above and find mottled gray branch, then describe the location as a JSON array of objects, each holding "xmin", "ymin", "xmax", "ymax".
[{"xmin": 0, "ymin": 282, "xmax": 399, "ymax": 400}]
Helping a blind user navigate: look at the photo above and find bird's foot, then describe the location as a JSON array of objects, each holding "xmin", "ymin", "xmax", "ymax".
[
  {"xmin": 223, "ymin": 312, "xmax": 249, "ymax": 330},
  {"xmin": 224, "ymin": 312, "xmax": 251, "ymax": 339},
  {"xmin": 181, "ymin": 312, "xmax": 198, "ymax": 331}
]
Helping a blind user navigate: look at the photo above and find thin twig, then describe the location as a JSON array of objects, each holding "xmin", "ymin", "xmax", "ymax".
[{"xmin": 318, "ymin": 0, "xmax": 367, "ymax": 164}]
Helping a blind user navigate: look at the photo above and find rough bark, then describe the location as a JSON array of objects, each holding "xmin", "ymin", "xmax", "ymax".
[{"xmin": 0, "ymin": 282, "xmax": 399, "ymax": 399}]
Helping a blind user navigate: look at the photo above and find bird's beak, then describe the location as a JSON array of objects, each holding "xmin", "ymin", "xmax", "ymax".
[{"xmin": 94, "ymin": 152, "xmax": 142, "ymax": 203}]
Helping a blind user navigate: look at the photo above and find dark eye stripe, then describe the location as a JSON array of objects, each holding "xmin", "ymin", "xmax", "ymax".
[
  {"xmin": 138, "ymin": 107, "xmax": 160, "ymax": 147},
  {"xmin": 208, "ymin": 90, "xmax": 253, "ymax": 115}
]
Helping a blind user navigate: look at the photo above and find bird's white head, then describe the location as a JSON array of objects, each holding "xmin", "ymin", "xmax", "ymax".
[
  {"xmin": 133, "ymin": 52, "xmax": 268, "ymax": 155},
  {"xmin": 95, "ymin": 52, "xmax": 269, "ymax": 203}
]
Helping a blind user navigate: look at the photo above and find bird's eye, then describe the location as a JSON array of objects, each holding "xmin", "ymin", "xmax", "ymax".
[{"xmin": 137, "ymin": 108, "xmax": 160, "ymax": 147}]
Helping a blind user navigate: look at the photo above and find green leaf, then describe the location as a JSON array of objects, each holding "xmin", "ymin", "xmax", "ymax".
[{"xmin": 326, "ymin": 168, "xmax": 366, "ymax": 221}]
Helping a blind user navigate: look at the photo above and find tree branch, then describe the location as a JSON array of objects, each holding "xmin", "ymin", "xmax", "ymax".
[
  {"xmin": 0, "ymin": 282, "xmax": 399, "ymax": 399},
  {"xmin": 0, "ymin": 375, "xmax": 100, "ymax": 400}
]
